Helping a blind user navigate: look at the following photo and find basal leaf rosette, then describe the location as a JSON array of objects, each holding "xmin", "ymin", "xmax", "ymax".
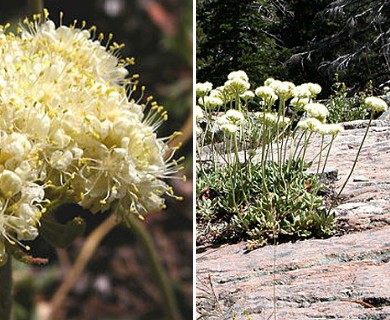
[{"xmin": 0, "ymin": 11, "xmax": 182, "ymax": 264}]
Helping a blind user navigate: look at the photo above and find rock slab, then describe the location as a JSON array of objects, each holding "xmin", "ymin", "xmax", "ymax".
[
  {"xmin": 197, "ymin": 123, "xmax": 390, "ymax": 320},
  {"xmin": 197, "ymin": 227, "xmax": 390, "ymax": 320}
]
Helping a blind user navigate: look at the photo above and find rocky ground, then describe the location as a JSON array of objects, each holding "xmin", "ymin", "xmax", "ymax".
[{"xmin": 196, "ymin": 116, "xmax": 390, "ymax": 320}]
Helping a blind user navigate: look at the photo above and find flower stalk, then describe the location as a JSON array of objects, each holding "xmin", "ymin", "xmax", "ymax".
[{"xmin": 127, "ymin": 216, "xmax": 182, "ymax": 320}]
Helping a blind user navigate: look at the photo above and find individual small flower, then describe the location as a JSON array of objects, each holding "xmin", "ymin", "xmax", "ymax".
[
  {"xmin": 195, "ymin": 105, "xmax": 205, "ymax": 122},
  {"xmin": 364, "ymin": 97, "xmax": 388, "ymax": 112},
  {"xmin": 224, "ymin": 78, "xmax": 250, "ymax": 95},
  {"xmin": 240, "ymin": 90, "xmax": 255, "ymax": 101},
  {"xmin": 297, "ymin": 118, "xmax": 323, "ymax": 131},
  {"xmin": 227, "ymin": 70, "xmax": 249, "ymax": 82},
  {"xmin": 198, "ymin": 96, "xmax": 224, "ymax": 110},
  {"xmin": 196, "ymin": 81, "xmax": 213, "ymax": 97},
  {"xmin": 255, "ymin": 86, "xmax": 278, "ymax": 105},
  {"xmin": 0, "ymin": 170, "xmax": 23, "ymax": 198},
  {"xmin": 225, "ymin": 109, "xmax": 245, "ymax": 125},
  {"xmin": 304, "ymin": 103, "xmax": 329, "ymax": 122}
]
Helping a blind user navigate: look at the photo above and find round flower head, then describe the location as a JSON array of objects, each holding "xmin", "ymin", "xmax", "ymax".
[
  {"xmin": 198, "ymin": 96, "xmax": 224, "ymax": 110},
  {"xmin": 224, "ymin": 78, "xmax": 250, "ymax": 95},
  {"xmin": 304, "ymin": 103, "xmax": 329, "ymax": 122},
  {"xmin": 240, "ymin": 90, "xmax": 255, "ymax": 101},
  {"xmin": 227, "ymin": 70, "xmax": 249, "ymax": 82},
  {"xmin": 219, "ymin": 123, "xmax": 238, "ymax": 135},
  {"xmin": 264, "ymin": 78, "xmax": 276, "ymax": 87},
  {"xmin": 265, "ymin": 78, "xmax": 295, "ymax": 100},
  {"xmin": 315, "ymin": 123, "xmax": 344, "ymax": 136},
  {"xmin": 306, "ymin": 83, "xmax": 322, "ymax": 96},
  {"xmin": 255, "ymin": 86, "xmax": 278, "ymax": 106},
  {"xmin": 0, "ymin": 11, "xmax": 183, "ymax": 258},
  {"xmin": 290, "ymin": 97, "xmax": 310, "ymax": 110},
  {"xmin": 294, "ymin": 83, "xmax": 322, "ymax": 98},
  {"xmin": 364, "ymin": 97, "xmax": 388, "ymax": 112},
  {"xmin": 225, "ymin": 109, "xmax": 245, "ymax": 125},
  {"xmin": 196, "ymin": 81, "xmax": 213, "ymax": 98},
  {"xmin": 297, "ymin": 118, "xmax": 323, "ymax": 131}
]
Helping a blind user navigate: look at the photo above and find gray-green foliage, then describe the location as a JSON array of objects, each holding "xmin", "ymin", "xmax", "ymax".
[{"xmin": 197, "ymin": 160, "xmax": 335, "ymax": 248}]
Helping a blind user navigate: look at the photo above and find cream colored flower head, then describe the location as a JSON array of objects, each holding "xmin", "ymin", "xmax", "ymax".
[
  {"xmin": 266, "ymin": 79, "xmax": 295, "ymax": 100},
  {"xmin": 220, "ymin": 123, "xmax": 239, "ymax": 135},
  {"xmin": 294, "ymin": 83, "xmax": 321, "ymax": 98},
  {"xmin": 227, "ymin": 70, "xmax": 249, "ymax": 82},
  {"xmin": 304, "ymin": 103, "xmax": 329, "ymax": 122},
  {"xmin": 198, "ymin": 96, "xmax": 224, "ymax": 110},
  {"xmin": 0, "ymin": 11, "xmax": 182, "ymax": 259},
  {"xmin": 255, "ymin": 86, "xmax": 278, "ymax": 105},
  {"xmin": 225, "ymin": 109, "xmax": 245, "ymax": 125},
  {"xmin": 196, "ymin": 81, "xmax": 213, "ymax": 97},
  {"xmin": 297, "ymin": 118, "xmax": 323, "ymax": 131},
  {"xmin": 224, "ymin": 78, "xmax": 250, "ymax": 95},
  {"xmin": 240, "ymin": 90, "xmax": 255, "ymax": 101},
  {"xmin": 290, "ymin": 97, "xmax": 310, "ymax": 110},
  {"xmin": 364, "ymin": 97, "xmax": 388, "ymax": 112},
  {"xmin": 315, "ymin": 123, "xmax": 344, "ymax": 136}
]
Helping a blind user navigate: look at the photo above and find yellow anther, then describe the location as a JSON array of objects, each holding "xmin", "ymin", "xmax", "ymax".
[{"xmin": 43, "ymin": 8, "xmax": 49, "ymax": 19}]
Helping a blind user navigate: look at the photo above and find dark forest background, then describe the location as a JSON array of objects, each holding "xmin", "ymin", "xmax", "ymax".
[{"xmin": 197, "ymin": 0, "xmax": 390, "ymax": 97}]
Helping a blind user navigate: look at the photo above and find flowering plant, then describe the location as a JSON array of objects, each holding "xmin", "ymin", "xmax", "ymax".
[
  {"xmin": 0, "ymin": 9, "xmax": 184, "ymax": 320},
  {"xmin": 196, "ymin": 70, "xmax": 387, "ymax": 249}
]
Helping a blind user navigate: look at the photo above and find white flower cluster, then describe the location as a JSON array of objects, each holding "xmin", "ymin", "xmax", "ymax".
[
  {"xmin": 364, "ymin": 97, "xmax": 388, "ymax": 112},
  {"xmin": 0, "ymin": 12, "xmax": 180, "ymax": 263},
  {"xmin": 216, "ymin": 110, "xmax": 245, "ymax": 135},
  {"xmin": 255, "ymin": 78, "xmax": 322, "ymax": 109}
]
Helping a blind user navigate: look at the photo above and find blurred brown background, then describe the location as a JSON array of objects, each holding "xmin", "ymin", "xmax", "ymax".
[{"xmin": 0, "ymin": 1, "xmax": 193, "ymax": 319}]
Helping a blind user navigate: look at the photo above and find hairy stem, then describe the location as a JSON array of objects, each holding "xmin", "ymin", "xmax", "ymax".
[{"xmin": 127, "ymin": 215, "xmax": 182, "ymax": 320}]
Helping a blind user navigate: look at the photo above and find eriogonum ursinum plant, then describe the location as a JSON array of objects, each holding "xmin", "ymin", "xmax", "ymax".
[
  {"xmin": 196, "ymin": 70, "xmax": 388, "ymax": 248},
  {"xmin": 0, "ymin": 10, "xmax": 183, "ymax": 265}
]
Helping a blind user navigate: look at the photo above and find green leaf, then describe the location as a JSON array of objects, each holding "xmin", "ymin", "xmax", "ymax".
[{"xmin": 39, "ymin": 216, "xmax": 86, "ymax": 248}]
